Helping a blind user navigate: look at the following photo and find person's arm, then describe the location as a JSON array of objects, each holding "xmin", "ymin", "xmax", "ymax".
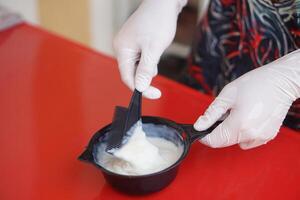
[
  {"xmin": 194, "ymin": 50, "xmax": 300, "ymax": 149},
  {"xmin": 113, "ymin": 0, "xmax": 187, "ymax": 99}
]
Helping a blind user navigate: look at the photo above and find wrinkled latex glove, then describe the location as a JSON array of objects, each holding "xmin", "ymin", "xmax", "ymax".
[
  {"xmin": 113, "ymin": 0, "xmax": 187, "ymax": 99},
  {"xmin": 194, "ymin": 50, "xmax": 300, "ymax": 149}
]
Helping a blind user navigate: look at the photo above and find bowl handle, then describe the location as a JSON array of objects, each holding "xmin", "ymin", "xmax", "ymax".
[
  {"xmin": 78, "ymin": 149, "xmax": 94, "ymax": 162},
  {"xmin": 179, "ymin": 121, "xmax": 222, "ymax": 143}
]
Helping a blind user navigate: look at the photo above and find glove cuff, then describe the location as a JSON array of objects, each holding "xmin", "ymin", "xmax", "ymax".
[
  {"xmin": 269, "ymin": 49, "xmax": 300, "ymax": 100},
  {"xmin": 283, "ymin": 50, "xmax": 300, "ymax": 99},
  {"xmin": 142, "ymin": 0, "xmax": 187, "ymax": 14},
  {"xmin": 177, "ymin": 0, "xmax": 188, "ymax": 12}
]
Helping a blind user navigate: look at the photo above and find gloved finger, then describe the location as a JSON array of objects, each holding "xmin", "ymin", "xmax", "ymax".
[
  {"xmin": 238, "ymin": 127, "xmax": 273, "ymax": 150},
  {"xmin": 239, "ymin": 105, "xmax": 289, "ymax": 150},
  {"xmin": 115, "ymin": 48, "xmax": 140, "ymax": 91},
  {"xmin": 194, "ymin": 84, "xmax": 237, "ymax": 131},
  {"xmin": 200, "ymin": 113, "xmax": 238, "ymax": 148},
  {"xmin": 239, "ymin": 139, "xmax": 269, "ymax": 150},
  {"xmin": 238, "ymin": 127, "xmax": 274, "ymax": 150},
  {"xmin": 135, "ymin": 44, "xmax": 163, "ymax": 92},
  {"xmin": 143, "ymin": 86, "xmax": 161, "ymax": 99}
]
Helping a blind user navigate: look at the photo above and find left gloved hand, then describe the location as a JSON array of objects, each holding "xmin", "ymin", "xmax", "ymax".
[
  {"xmin": 194, "ymin": 50, "xmax": 300, "ymax": 149},
  {"xmin": 113, "ymin": 0, "xmax": 187, "ymax": 99}
]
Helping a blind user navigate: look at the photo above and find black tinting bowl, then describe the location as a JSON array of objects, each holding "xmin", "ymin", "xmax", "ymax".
[{"xmin": 79, "ymin": 116, "xmax": 218, "ymax": 195}]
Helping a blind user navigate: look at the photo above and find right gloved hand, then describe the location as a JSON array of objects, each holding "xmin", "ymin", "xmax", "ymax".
[
  {"xmin": 193, "ymin": 50, "xmax": 300, "ymax": 149},
  {"xmin": 113, "ymin": 0, "xmax": 187, "ymax": 99}
]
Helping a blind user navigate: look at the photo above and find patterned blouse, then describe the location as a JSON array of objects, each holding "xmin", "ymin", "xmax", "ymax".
[{"xmin": 187, "ymin": 0, "xmax": 300, "ymax": 130}]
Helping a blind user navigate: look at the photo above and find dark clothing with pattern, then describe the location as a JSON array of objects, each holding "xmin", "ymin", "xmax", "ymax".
[{"xmin": 186, "ymin": 0, "xmax": 300, "ymax": 130}]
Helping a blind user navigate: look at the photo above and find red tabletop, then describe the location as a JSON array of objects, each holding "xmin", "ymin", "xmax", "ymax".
[{"xmin": 0, "ymin": 24, "xmax": 299, "ymax": 200}]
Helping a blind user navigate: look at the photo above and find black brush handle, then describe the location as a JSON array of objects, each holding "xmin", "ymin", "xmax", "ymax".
[
  {"xmin": 124, "ymin": 89, "xmax": 142, "ymax": 133},
  {"xmin": 105, "ymin": 106, "xmax": 128, "ymax": 151},
  {"xmin": 105, "ymin": 90, "xmax": 142, "ymax": 152}
]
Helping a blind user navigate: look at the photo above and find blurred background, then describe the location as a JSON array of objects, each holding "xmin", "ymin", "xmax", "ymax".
[{"xmin": 0, "ymin": 0, "xmax": 207, "ymax": 81}]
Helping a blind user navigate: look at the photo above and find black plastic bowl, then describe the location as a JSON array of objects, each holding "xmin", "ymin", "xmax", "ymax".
[{"xmin": 79, "ymin": 116, "xmax": 219, "ymax": 195}]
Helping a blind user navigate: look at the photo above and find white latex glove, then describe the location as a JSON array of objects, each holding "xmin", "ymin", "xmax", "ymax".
[
  {"xmin": 113, "ymin": 0, "xmax": 187, "ymax": 99},
  {"xmin": 194, "ymin": 50, "xmax": 300, "ymax": 149}
]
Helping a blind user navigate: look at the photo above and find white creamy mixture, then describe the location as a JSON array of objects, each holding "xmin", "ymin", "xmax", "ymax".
[{"xmin": 96, "ymin": 121, "xmax": 183, "ymax": 175}]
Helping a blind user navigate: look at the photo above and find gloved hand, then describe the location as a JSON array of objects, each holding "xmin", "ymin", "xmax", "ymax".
[
  {"xmin": 113, "ymin": 0, "xmax": 187, "ymax": 99},
  {"xmin": 194, "ymin": 50, "xmax": 300, "ymax": 149}
]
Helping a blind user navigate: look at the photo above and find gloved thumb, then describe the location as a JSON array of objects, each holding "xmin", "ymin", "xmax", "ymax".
[{"xmin": 194, "ymin": 84, "xmax": 236, "ymax": 131}]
